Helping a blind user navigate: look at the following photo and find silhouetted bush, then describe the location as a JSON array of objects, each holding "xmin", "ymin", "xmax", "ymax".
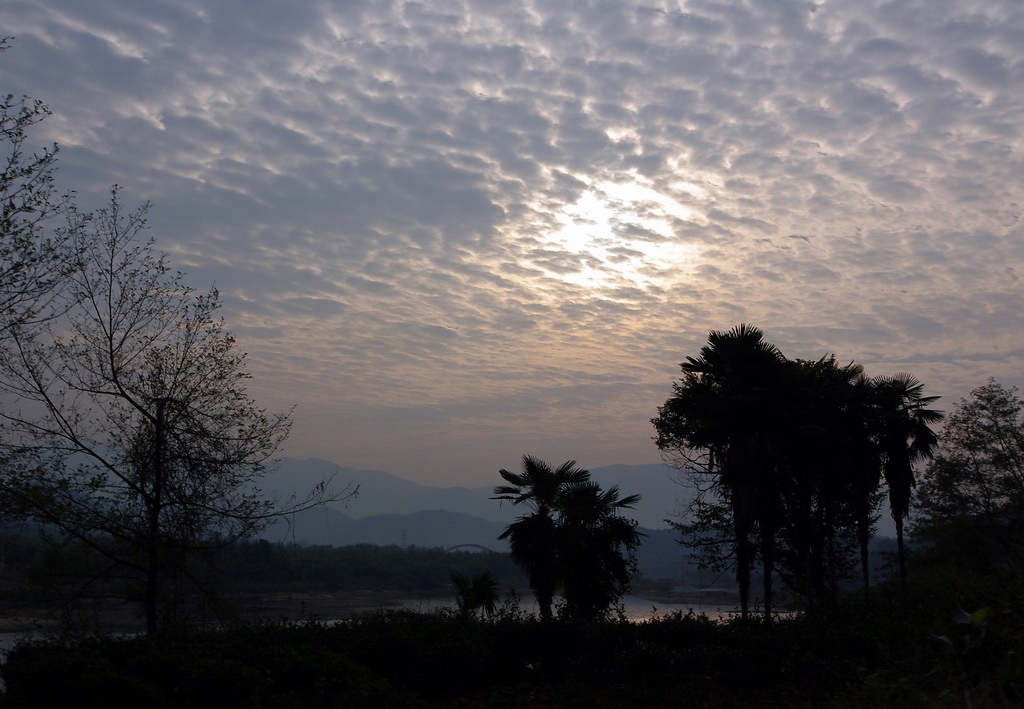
[{"xmin": 4, "ymin": 579, "xmax": 1023, "ymax": 707}]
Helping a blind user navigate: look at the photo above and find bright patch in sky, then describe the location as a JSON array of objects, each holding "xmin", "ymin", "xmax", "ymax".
[{"xmin": 543, "ymin": 174, "xmax": 703, "ymax": 289}]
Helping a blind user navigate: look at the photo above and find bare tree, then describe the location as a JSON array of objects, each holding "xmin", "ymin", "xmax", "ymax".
[
  {"xmin": 0, "ymin": 189, "xmax": 352, "ymax": 634},
  {"xmin": 0, "ymin": 37, "xmax": 74, "ymax": 338}
]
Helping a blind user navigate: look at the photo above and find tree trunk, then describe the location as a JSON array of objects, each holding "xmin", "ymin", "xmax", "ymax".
[
  {"xmin": 858, "ymin": 514, "xmax": 871, "ymax": 596},
  {"xmin": 145, "ymin": 398, "xmax": 168, "ymax": 636},
  {"xmin": 733, "ymin": 511, "xmax": 751, "ymax": 621},
  {"xmin": 737, "ymin": 542, "xmax": 750, "ymax": 621},
  {"xmin": 145, "ymin": 537, "xmax": 159, "ymax": 636},
  {"xmin": 895, "ymin": 516, "xmax": 908, "ymax": 606},
  {"xmin": 537, "ymin": 584, "xmax": 553, "ymax": 622},
  {"xmin": 761, "ymin": 535, "xmax": 773, "ymax": 623}
]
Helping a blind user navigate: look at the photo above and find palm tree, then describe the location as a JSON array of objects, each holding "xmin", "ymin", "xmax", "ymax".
[
  {"xmin": 492, "ymin": 456, "xmax": 589, "ymax": 621},
  {"xmin": 846, "ymin": 372, "xmax": 884, "ymax": 595},
  {"xmin": 654, "ymin": 324, "xmax": 788, "ymax": 621},
  {"xmin": 451, "ymin": 570, "xmax": 500, "ymax": 618},
  {"xmin": 557, "ymin": 481, "xmax": 643, "ymax": 620},
  {"xmin": 779, "ymin": 357, "xmax": 875, "ymax": 607},
  {"xmin": 872, "ymin": 373, "xmax": 943, "ymax": 594}
]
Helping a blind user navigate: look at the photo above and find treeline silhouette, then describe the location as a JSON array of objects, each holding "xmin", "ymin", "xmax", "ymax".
[
  {"xmin": 653, "ymin": 324, "xmax": 943, "ymax": 618},
  {"xmin": 224, "ymin": 541, "xmax": 526, "ymax": 595},
  {"xmin": 0, "ymin": 529, "xmax": 527, "ymax": 615}
]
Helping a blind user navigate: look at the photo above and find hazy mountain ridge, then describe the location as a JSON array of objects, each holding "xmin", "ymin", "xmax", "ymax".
[
  {"xmin": 260, "ymin": 458, "xmax": 691, "ymax": 580},
  {"xmin": 262, "ymin": 458, "xmax": 686, "ymax": 530},
  {"xmin": 259, "ymin": 460, "xmax": 897, "ymax": 584},
  {"xmin": 264, "ymin": 506, "xmax": 511, "ymax": 551}
]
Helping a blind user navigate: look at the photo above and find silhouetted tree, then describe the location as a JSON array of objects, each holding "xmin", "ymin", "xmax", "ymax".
[
  {"xmin": 0, "ymin": 191, "xmax": 350, "ymax": 634},
  {"xmin": 558, "ymin": 481, "xmax": 642, "ymax": 620},
  {"xmin": 872, "ymin": 372, "xmax": 943, "ymax": 595},
  {"xmin": 655, "ymin": 326, "xmax": 935, "ymax": 613},
  {"xmin": 775, "ymin": 357, "xmax": 871, "ymax": 607},
  {"xmin": 493, "ymin": 456, "xmax": 641, "ymax": 621},
  {"xmin": 653, "ymin": 324, "xmax": 788, "ymax": 620},
  {"xmin": 845, "ymin": 372, "xmax": 885, "ymax": 594},
  {"xmin": 493, "ymin": 456, "xmax": 589, "ymax": 621},
  {"xmin": 451, "ymin": 570, "xmax": 500, "ymax": 618},
  {"xmin": 915, "ymin": 379, "xmax": 1024, "ymax": 572},
  {"xmin": 0, "ymin": 37, "xmax": 75, "ymax": 340}
]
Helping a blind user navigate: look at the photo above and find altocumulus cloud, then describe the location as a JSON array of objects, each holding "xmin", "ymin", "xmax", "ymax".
[{"xmin": 3, "ymin": 0, "xmax": 1023, "ymax": 483}]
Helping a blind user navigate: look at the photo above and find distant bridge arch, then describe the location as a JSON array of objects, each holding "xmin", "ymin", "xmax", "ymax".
[{"xmin": 446, "ymin": 543, "xmax": 498, "ymax": 553}]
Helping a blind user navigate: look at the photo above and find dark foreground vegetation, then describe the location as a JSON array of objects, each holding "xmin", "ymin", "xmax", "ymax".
[{"xmin": 3, "ymin": 568, "xmax": 1022, "ymax": 708}]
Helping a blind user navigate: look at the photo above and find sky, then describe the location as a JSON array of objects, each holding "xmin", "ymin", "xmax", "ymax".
[{"xmin": 4, "ymin": 0, "xmax": 1023, "ymax": 486}]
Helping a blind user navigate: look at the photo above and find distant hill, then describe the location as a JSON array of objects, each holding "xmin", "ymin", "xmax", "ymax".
[
  {"xmin": 586, "ymin": 463, "xmax": 694, "ymax": 527},
  {"xmin": 263, "ymin": 506, "xmax": 509, "ymax": 551},
  {"xmin": 258, "ymin": 461, "xmax": 899, "ymax": 587},
  {"xmin": 261, "ymin": 458, "xmax": 688, "ymax": 530},
  {"xmin": 259, "ymin": 458, "xmax": 701, "ymax": 582},
  {"xmin": 261, "ymin": 506, "xmax": 693, "ymax": 582}
]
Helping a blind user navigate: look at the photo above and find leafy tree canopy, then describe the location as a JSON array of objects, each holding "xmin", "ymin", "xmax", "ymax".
[{"xmin": 914, "ymin": 379, "xmax": 1024, "ymax": 573}]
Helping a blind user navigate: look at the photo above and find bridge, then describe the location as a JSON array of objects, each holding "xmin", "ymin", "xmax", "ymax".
[{"xmin": 445, "ymin": 543, "xmax": 498, "ymax": 553}]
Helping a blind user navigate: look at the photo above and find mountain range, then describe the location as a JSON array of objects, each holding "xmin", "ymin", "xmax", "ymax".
[
  {"xmin": 258, "ymin": 459, "xmax": 898, "ymax": 584},
  {"xmin": 261, "ymin": 458, "xmax": 687, "ymax": 532},
  {"xmin": 259, "ymin": 459, "xmax": 693, "ymax": 579}
]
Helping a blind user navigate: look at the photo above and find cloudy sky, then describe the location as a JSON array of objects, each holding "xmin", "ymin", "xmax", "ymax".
[{"xmin": 4, "ymin": 0, "xmax": 1023, "ymax": 486}]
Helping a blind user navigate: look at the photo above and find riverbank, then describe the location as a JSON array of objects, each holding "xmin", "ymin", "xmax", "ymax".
[
  {"xmin": 2, "ymin": 583, "xmax": 983, "ymax": 708},
  {"xmin": 0, "ymin": 586, "xmax": 744, "ymax": 633}
]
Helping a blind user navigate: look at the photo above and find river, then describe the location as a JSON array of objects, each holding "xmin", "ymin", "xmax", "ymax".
[{"xmin": 396, "ymin": 593, "xmax": 741, "ymax": 621}]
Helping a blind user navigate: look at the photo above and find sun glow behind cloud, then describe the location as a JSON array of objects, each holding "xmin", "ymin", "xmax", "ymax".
[{"xmin": 537, "ymin": 173, "xmax": 705, "ymax": 289}]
